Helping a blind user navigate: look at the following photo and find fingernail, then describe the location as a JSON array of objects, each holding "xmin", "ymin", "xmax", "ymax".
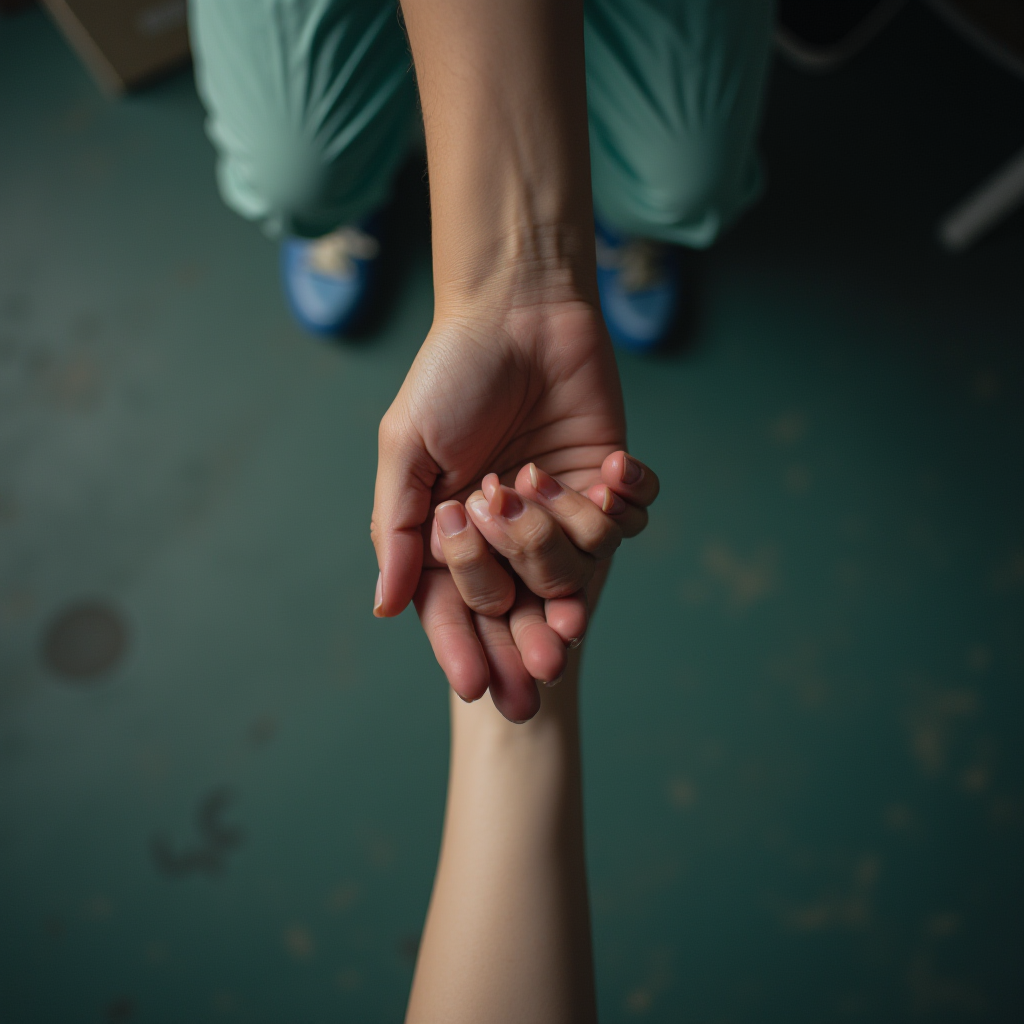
[
  {"xmin": 436, "ymin": 501, "xmax": 468, "ymax": 538},
  {"xmin": 530, "ymin": 463, "xmax": 563, "ymax": 501},
  {"xmin": 622, "ymin": 454, "xmax": 643, "ymax": 485},
  {"xmin": 542, "ymin": 675, "xmax": 562, "ymax": 688},
  {"xmin": 468, "ymin": 496, "xmax": 492, "ymax": 523},
  {"xmin": 373, "ymin": 572, "xmax": 384, "ymax": 617},
  {"xmin": 511, "ymin": 719, "xmax": 528, "ymax": 725},
  {"xmin": 481, "ymin": 473, "xmax": 500, "ymax": 502},
  {"xmin": 601, "ymin": 486, "xmax": 626, "ymax": 515},
  {"xmin": 495, "ymin": 487, "xmax": 525, "ymax": 520},
  {"xmin": 568, "ymin": 636, "xmax": 584, "ymax": 650}
]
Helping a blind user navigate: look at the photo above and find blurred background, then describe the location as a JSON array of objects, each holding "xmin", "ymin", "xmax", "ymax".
[{"xmin": 1, "ymin": 1, "xmax": 1022, "ymax": 1021}]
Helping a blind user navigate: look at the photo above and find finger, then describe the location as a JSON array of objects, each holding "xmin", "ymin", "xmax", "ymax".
[
  {"xmin": 473, "ymin": 612, "xmax": 541, "ymax": 723},
  {"xmin": 508, "ymin": 585, "xmax": 568, "ymax": 685},
  {"xmin": 585, "ymin": 483, "xmax": 649, "ymax": 539},
  {"xmin": 372, "ymin": 410, "xmax": 438, "ymax": 618},
  {"xmin": 466, "ymin": 477, "xmax": 596, "ymax": 600},
  {"xmin": 514, "ymin": 463, "xmax": 623, "ymax": 560},
  {"xmin": 434, "ymin": 501, "xmax": 516, "ymax": 616},
  {"xmin": 601, "ymin": 451, "xmax": 660, "ymax": 508},
  {"xmin": 544, "ymin": 591, "xmax": 588, "ymax": 647},
  {"xmin": 413, "ymin": 568, "xmax": 490, "ymax": 703}
]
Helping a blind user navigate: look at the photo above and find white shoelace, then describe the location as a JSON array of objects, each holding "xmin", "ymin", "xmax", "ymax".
[
  {"xmin": 306, "ymin": 226, "xmax": 381, "ymax": 278},
  {"xmin": 596, "ymin": 234, "xmax": 665, "ymax": 293}
]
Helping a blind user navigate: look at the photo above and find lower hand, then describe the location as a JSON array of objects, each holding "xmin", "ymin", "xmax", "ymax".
[{"xmin": 420, "ymin": 450, "xmax": 659, "ymax": 721}]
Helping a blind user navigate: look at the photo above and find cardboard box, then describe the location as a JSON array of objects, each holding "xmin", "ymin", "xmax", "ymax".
[{"xmin": 41, "ymin": 0, "xmax": 190, "ymax": 93}]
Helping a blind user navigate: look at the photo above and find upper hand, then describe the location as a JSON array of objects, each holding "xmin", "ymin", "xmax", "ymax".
[{"xmin": 372, "ymin": 297, "xmax": 624, "ymax": 601}]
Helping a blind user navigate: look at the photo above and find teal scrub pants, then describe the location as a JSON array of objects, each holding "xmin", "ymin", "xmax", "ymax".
[{"xmin": 188, "ymin": 0, "xmax": 774, "ymax": 247}]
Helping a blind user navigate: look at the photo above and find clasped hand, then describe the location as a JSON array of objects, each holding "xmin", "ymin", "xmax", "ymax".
[{"xmin": 371, "ymin": 299, "xmax": 659, "ymax": 722}]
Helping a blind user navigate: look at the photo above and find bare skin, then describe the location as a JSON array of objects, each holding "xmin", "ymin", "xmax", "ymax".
[
  {"xmin": 405, "ymin": 569, "xmax": 607, "ymax": 1024},
  {"xmin": 407, "ymin": 455, "xmax": 657, "ymax": 1008},
  {"xmin": 376, "ymin": 3, "xmax": 662, "ymax": 1015},
  {"xmin": 425, "ymin": 452, "xmax": 658, "ymax": 721},
  {"xmin": 371, "ymin": 0, "xmax": 649, "ymax": 709}
]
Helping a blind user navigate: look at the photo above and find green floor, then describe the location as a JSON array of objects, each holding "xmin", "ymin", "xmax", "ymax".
[{"xmin": 1, "ymin": 5, "xmax": 1022, "ymax": 1022}]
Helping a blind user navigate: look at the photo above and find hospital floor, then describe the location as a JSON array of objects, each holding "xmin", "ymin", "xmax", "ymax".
[{"xmin": 1, "ymin": 6, "xmax": 1022, "ymax": 1023}]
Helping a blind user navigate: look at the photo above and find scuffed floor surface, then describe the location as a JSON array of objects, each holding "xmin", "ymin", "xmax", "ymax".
[{"xmin": 1, "ymin": 5, "xmax": 1022, "ymax": 1022}]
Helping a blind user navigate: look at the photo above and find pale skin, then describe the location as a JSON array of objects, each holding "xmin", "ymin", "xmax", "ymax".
[
  {"xmin": 405, "ymin": 463, "xmax": 657, "ymax": 1021},
  {"xmin": 405, "ymin": 640, "xmax": 597, "ymax": 1024}
]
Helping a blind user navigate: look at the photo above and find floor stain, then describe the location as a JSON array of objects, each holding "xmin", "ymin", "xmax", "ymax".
[{"xmin": 150, "ymin": 787, "xmax": 244, "ymax": 878}]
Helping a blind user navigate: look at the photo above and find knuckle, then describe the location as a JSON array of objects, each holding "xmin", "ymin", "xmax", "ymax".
[
  {"xmin": 445, "ymin": 544, "xmax": 485, "ymax": 572},
  {"xmin": 520, "ymin": 514, "xmax": 560, "ymax": 559},
  {"xmin": 572, "ymin": 510, "xmax": 622, "ymax": 554},
  {"xmin": 590, "ymin": 523, "xmax": 623, "ymax": 559},
  {"xmin": 430, "ymin": 619, "xmax": 465, "ymax": 647},
  {"xmin": 472, "ymin": 592, "xmax": 515, "ymax": 616},
  {"xmin": 467, "ymin": 575, "xmax": 515, "ymax": 615},
  {"xmin": 449, "ymin": 565, "xmax": 514, "ymax": 616},
  {"xmin": 507, "ymin": 614, "xmax": 532, "ymax": 646},
  {"xmin": 535, "ymin": 559, "xmax": 595, "ymax": 600}
]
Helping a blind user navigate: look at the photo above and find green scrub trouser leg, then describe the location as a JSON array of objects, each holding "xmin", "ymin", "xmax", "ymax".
[
  {"xmin": 188, "ymin": 0, "xmax": 773, "ymax": 247},
  {"xmin": 586, "ymin": 0, "xmax": 774, "ymax": 247},
  {"xmin": 188, "ymin": 0, "xmax": 419, "ymax": 239}
]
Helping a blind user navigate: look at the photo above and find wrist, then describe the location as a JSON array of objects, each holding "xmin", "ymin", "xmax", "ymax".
[
  {"xmin": 433, "ymin": 217, "xmax": 600, "ymax": 319},
  {"xmin": 450, "ymin": 656, "xmax": 582, "ymax": 754},
  {"xmin": 429, "ymin": 267, "xmax": 607, "ymax": 358}
]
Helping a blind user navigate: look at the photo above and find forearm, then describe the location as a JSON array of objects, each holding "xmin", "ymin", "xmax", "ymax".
[
  {"xmin": 399, "ymin": 0, "xmax": 597, "ymax": 314},
  {"xmin": 405, "ymin": 653, "xmax": 597, "ymax": 1024}
]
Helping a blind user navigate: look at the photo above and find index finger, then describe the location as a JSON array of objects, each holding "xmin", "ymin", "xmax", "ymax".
[{"xmin": 371, "ymin": 408, "xmax": 439, "ymax": 618}]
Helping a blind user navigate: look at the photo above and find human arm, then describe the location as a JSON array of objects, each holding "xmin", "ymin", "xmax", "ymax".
[
  {"xmin": 404, "ymin": 594, "xmax": 603, "ymax": 1024},
  {"xmin": 372, "ymin": 0, "xmax": 627, "ymax": 697}
]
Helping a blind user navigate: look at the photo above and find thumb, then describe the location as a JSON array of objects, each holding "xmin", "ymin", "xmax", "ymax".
[{"xmin": 371, "ymin": 408, "xmax": 438, "ymax": 618}]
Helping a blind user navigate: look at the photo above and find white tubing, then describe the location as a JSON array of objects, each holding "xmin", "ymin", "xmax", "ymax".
[{"xmin": 937, "ymin": 146, "xmax": 1024, "ymax": 252}]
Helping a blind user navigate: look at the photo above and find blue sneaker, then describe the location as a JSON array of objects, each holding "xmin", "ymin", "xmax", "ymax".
[
  {"xmin": 595, "ymin": 219, "xmax": 680, "ymax": 352},
  {"xmin": 280, "ymin": 222, "xmax": 381, "ymax": 337}
]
